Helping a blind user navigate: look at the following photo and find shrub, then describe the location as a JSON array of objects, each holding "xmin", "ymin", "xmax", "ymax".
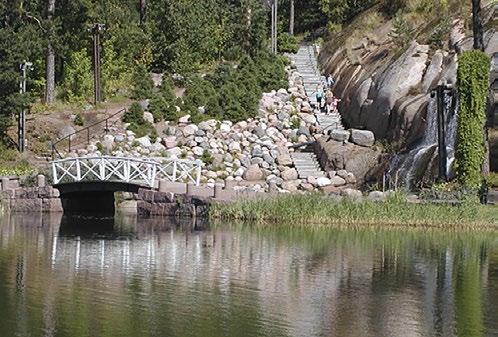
[
  {"xmin": 60, "ymin": 49, "xmax": 93, "ymax": 103},
  {"xmin": 130, "ymin": 63, "xmax": 154, "ymax": 100},
  {"xmin": 74, "ymin": 113, "xmax": 84, "ymax": 126},
  {"xmin": 123, "ymin": 102, "xmax": 144, "ymax": 125},
  {"xmin": 278, "ymin": 33, "xmax": 299, "ymax": 54},
  {"xmin": 148, "ymin": 77, "xmax": 178, "ymax": 122},
  {"xmin": 455, "ymin": 50, "xmax": 490, "ymax": 189}
]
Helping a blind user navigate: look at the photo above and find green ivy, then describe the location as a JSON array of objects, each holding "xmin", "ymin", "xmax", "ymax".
[{"xmin": 455, "ymin": 50, "xmax": 490, "ymax": 189}]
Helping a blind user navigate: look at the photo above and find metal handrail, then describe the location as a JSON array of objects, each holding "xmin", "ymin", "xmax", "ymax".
[{"xmin": 51, "ymin": 108, "xmax": 127, "ymax": 159}]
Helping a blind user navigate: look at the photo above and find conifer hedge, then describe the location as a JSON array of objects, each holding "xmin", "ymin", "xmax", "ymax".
[{"xmin": 455, "ymin": 50, "xmax": 490, "ymax": 189}]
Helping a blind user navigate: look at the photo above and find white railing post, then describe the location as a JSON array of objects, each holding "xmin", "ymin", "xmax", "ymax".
[
  {"xmin": 52, "ymin": 162, "xmax": 59, "ymax": 184},
  {"xmin": 172, "ymin": 160, "xmax": 177, "ymax": 182},
  {"xmin": 150, "ymin": 162, "xmax": 157, "ymax": 188},
  {"xmin": 196, "ymin": 160, "xmax": 202, "ymax": 186},
  {"xmin": 125, "ymin": 159, "xmax": 130, "ymax": 182},
  {"xmin": 76, "ymin": 158, "xmax": 81, "ymax": 181},
  {"xmin": 99, "ymin": 157, "xmax": 105, "ymax": 181}
]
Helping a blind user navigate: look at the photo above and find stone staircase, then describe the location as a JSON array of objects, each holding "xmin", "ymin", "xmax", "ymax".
[
  {"xmin": 289, "ymin": 45, "xmax": 345, "ymax": 133},
  {"xmin": 287, "ymin": 45, "xmax": 347, "ymax": 178},
  {"xmin": 290, "ymin": 152, "xmax": 326, "ymax": 179}
]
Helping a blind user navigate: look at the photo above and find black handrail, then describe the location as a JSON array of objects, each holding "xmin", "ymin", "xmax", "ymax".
[
  {"xmin": 0, "ymin": 131, "xmax": 19, "ymax": 150},
  {"xmin": 51, "ymin": 108, "xmax": 127, "ymax": 159}
]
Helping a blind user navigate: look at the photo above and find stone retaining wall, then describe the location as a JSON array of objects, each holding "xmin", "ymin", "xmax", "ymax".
[{"xmin": 0, "ymin": 175, "xmax": 63, "ymax": 213}]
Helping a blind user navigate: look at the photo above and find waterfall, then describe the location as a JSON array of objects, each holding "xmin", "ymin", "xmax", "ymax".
[{"xmin": 387, "ymin": 93, "xmax": 458, "ymax": 190}]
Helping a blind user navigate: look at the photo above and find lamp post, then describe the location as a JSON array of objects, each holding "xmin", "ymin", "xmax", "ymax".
[
  {"xmin": 432, "ymin": 83, "xmax": 456, "ymax": 182},
  {"xmin": 19, "ymin": 60, "xmax": 33, "ymax": 152},
  {"xmin": 271, "ymin": 0, "xmax": 278, "ymax": 54},
  {"xmin": 90, "ymin": 23, "xmax": 106, "ymax": 105}
]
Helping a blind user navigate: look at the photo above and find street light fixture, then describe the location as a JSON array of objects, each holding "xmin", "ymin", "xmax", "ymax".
[{"xmin": 18, "ymin": 60, "xmax": 33, "ymax": 152}]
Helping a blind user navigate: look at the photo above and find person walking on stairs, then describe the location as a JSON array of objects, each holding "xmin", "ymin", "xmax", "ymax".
[
  {"xmin": 326, "ymin": 74, "xmax": 335, "ymax": 89},
  {"xmin": 325, "ymin": 89, "xmax": 334, "ymax": 115},
  {"xmin": 313, "ymin": 84, "xmax": 324, "ymax": 112}
]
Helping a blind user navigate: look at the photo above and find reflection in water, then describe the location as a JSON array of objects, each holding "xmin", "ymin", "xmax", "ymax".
[{"xmin": 0, "ymin": 214, "xmax": 497, "ymax": 337}]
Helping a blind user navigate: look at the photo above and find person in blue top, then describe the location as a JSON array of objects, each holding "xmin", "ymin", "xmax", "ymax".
[
  {"xmin": 326, "ymin": 74, "xmax": 335, "ymax": 88},
  {"xmin": 313, "ymin": 84, "xmax": 324, "ymax": 112}
]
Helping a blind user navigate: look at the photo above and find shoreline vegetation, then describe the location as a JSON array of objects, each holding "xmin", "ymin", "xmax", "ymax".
[{"xmin": 209, "ymin": 193, "xmax": 498, "ymax": 229}]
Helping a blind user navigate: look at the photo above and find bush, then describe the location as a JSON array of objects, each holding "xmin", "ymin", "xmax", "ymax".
[
  {"xmin": 278, "ymin": 33, "xmax": 299, "ymax": 54},
  {"xmin": 61, "ymin": 49, "xmax": 93, "ymax": 103},
  {"xmin": 130, "ymin": 63, "xmax": 154, "ymax": 100},
  {"xmin": 149, "ymin": 79, "xmax": 178, "ymax": 122},
  {"xmin": 123, "ymin": 102, "xmax": 157, "ymax": 138},
  {"xmin": 455, "ymin": 50, "xmax": 490, "ymax": 189},
  {"xmin": 174, "ymin": 52, "xmax": 288, "ymax": 123},
  {"xmin": 123, "ymin": 102, "xmax": 144, "ymax": 125},
  {"xmin": 74, "ymin": 113, "xmax": 84, "ymax": 126}
]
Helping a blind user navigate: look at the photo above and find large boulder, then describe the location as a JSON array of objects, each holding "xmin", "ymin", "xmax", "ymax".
[
  {"xmin": 59, "ymin": 125, "xmax": 76, "ymax": 139},
  {"xmin": 350, "ymin": 129, "xmax": 375, "ymax": 147},
  {"xmin": 314, "ymin": 138, "xmax": 382, "ymax": 184}
]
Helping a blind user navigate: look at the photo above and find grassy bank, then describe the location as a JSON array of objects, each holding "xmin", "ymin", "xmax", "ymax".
[{"xmin": 209, "ymin": 193, "xmax": 498, "ymax": 229}]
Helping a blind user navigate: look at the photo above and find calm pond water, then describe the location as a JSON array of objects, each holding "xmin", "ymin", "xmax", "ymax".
[{"xmin": 0, "ymin": 214, "xmax": 497, "ymax": 337}]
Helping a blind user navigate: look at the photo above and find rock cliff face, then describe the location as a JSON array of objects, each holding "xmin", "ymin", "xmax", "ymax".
[
  {"xmin": 319, "ymin": 11, "xmax": 497, "ymax": 151},
  {"xmin": 318, "ymin": 4, "xmax": 497, "ymax": 187}
]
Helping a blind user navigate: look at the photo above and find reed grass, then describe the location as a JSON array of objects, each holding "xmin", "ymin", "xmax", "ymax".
[{"xmin": 209, "ymin": 193, "xmax": 498, "ymax": 229}]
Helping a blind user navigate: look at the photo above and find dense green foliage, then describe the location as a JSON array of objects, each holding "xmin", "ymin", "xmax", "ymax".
[
  {"xmin": 455, "ymin": 50, "xmax": 490, "ymax": 189},
  {"xmin": 278, "ymin": 33, "xmax": 299, "ymax": 54},
  {"xmin": 122, "ymin": 102, "xmax": 156, "ymax": 138}
]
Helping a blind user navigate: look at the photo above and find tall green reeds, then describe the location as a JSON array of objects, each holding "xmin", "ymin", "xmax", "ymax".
[{"xmin": 209, "ymin": 193, "xmax": 498, "ymax": 228}]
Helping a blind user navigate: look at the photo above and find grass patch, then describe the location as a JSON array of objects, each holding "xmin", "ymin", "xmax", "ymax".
[{"xmin": 210, "ymin": 193, "xmax": 498, "ymax": 228}]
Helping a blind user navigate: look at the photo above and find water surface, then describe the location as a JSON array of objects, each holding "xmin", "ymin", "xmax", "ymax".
[{"xmin": 0, "ymin": 214, "xmax": 497, "ymax": 337}]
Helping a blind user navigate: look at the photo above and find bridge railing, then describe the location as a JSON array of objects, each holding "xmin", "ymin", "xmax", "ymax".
[{"xmin": 51, "ymin": 156, "xmax": 203, "ymax": 187}]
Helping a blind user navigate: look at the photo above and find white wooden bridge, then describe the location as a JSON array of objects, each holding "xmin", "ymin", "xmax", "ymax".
[{"xmin": 51, "ymin": 156, "xmax": 203, "ymax": 188}]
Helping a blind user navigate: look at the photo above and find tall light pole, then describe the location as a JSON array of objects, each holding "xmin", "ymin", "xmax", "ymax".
[
  {"xmin": 271, "ymin": 0, "xmax": 278, "ymax": 54},
  {"xmin": 91, "ymin": 23, "xmax": 105, "ymax": 105},
  {"xmin": 19, "ymin": 61, "xmax": 32, "ymax": 153}
]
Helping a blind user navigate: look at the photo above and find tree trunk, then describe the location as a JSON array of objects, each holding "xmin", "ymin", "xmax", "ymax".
[
  {"xmin": 472, "ymin": 0, "xmax": 484, "ymax": 51},
  {"xmin": 289, "ymin": 0, "xmax": 294, "ymax": 35},
  {"xmin": 140, "ymin": 0, "xmax": 146, "ymax": 25},
  {"xmin": 45, "ymin": 0, "xmax": 56, "ymax": 104}
]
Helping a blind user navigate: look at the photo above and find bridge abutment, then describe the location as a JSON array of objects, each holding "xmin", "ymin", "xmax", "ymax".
[{"xmin": 61, "ymin": 191, "xmax": 116, "ymax": 217}]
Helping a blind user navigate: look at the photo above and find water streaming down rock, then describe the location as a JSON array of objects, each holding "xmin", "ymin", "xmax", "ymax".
[{"xmin": 387, "ymin": 94, "xmax": 458, "ymax": 189}]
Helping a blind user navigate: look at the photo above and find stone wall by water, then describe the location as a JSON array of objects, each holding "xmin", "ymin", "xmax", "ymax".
[{"xmin": 0, "ymin": 176, "xmax": 63, "ymax": 213}]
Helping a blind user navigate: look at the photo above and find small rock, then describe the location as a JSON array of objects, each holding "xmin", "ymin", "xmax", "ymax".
[
  {"xmin": 220, "ymin": 123, "xmax": 231, "ymax": 133},
  {"xmin": 330, "ymin": 176, "xmax": 346, "ymax": 187},
  {"xmin": 281, "ymin": 168, "xmax": 298, "ymax": 181},
  {"xmin": 179, "ymin": 114, "xmax": 191, "ymax": 124},
  {"xmin": 368, "ymin": 191, "xmax": 386, "ymax": 202},
  {"xmin": 316, "ymin": 177, "xmax": 332, "ymax": 187},
  {"xmin": 243, "ymin": 164, "xmax": 265, "ymax": 181},
  {"xmin": 341, "ymin": 188, "xmax": 363, "ymax": 200},
  {"xmin": 182, "ymin": 124, "xmax": 199, "ymax": 136},
  {"xmin": 282, "ymin": 180, "xmax": 299, "ymax": 192},
  {"xmin": 345, "ymin": 173, "xmax": 357, "ymax": 184},
  {"xmin": 135, "ymin": 136, "xmax": 152, "ymax": 148},
  {"xmin": 277, "ymin": 154, "xmax": 293, "ymax": 166},
  {"xmin": 337, "ymin": 170, "xmax": 348, "ymax": 179},
  {"xmin": 143, "ymin": 111, "xmax": 154, "ymax": 124}
]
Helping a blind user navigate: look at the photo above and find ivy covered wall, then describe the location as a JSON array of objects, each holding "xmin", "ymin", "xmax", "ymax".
[{"xmin": 455, "ymin": 50, "xmax": 490, "ymax": 189}]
